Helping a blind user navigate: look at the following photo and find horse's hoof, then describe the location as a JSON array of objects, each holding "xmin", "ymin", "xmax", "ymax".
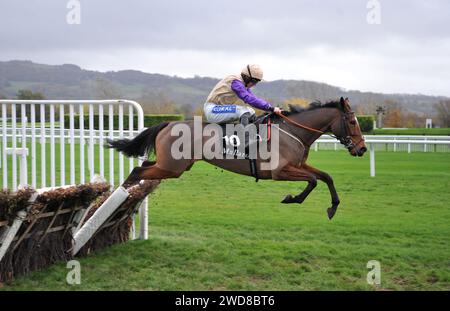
[
  {"xmin": 281, "ymin": 194, "xmax": 293, "ymax": 203},
  {"xmin": 327, "ymin": 207, "xmax": 337, "ymax": 220}
]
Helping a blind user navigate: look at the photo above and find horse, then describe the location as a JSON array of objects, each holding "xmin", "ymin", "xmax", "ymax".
[{"xmin": 107, "ymin": 97, "xmax": 366, "ymax": 219}]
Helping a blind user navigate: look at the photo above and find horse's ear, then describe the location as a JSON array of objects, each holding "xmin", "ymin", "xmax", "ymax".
[{"xmin": 342, "ymin": 97, "xmax": 352, "ymax": 112}]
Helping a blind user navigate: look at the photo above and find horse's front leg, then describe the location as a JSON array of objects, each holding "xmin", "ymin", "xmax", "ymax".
[
  {"xmin": 302, "ymin": 163, "xmax": 340, "ymax": 220},
  {"xmin": 273, "ymin": 165, "xmax": 317, "ymax": 204}
]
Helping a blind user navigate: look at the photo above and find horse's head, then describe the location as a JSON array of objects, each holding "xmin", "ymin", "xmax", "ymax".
[{"xmin": 330, "ymin": 97, "xmax": 367, "ymax": 157}]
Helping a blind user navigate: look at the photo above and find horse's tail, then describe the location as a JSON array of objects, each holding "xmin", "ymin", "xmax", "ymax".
[{"xmin": 106, "ymin": 122, "xmax": 170, "ymax": 158}]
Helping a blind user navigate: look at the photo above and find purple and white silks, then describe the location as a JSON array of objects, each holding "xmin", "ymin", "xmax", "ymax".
[{"xmin": 231, "ymin": 80, "xmax": 274, "ymax": 111}]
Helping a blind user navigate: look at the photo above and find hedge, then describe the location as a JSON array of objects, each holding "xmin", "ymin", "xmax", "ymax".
[
  {"xmin": 64, "ymin": 114, "xmax": 184, "ymax": 130},
  {"xmin": 356, "ymin": 115, "xmax": 375, "ymax": 133}
]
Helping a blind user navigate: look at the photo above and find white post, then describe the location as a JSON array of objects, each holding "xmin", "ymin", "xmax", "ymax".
[
  {"xmin": 60, "ymin": 104, "xmax": 65, "ymax": 186},
  {"xmin": 50, "ymin": 104, "xmax": 55, "ymax": 187},
  {"xmin": 370, "ymin": 143, "xmax": 375, "ymax": 177},
  {"xmin": 72, "ymin": 186, "xmax": 129, "ymax": 255},
  {"xmin": 99, "ymin": 105, "xmax": 104, "ymax": 178},
  {"xmin": 40, "ymin": 104, "xmax": 46, "ymax": 188},
  {"xmin": 128, "ymin": 105, "xmax": 136, "ymax": 240},
  {"xmin": 20, "ymin": 104, "xmax": 27, "ymax": 187},
  {"xmin": 109, "ymin": 104, "xmax": 114, "ymax": 186},
  {"xmin": 79, "ymin": 104, "xmax": 85, "ymax": 184},
  {"xmin": 139, "ymin": 200, "xmax": 148, "ymax": 240},
  {"xmin": 2, "ymin": 104, "xmax": 7, "ymax": 188},
  {"xmin": 69, "ymin": 104, "xmax": 75, "ymax": 185},
  {"xmin": 118, "ymin": 104, "xmax": 124, "ymax": 184},
  {"xmin": 89, "ymin": 104, "xmax": 95, "ymax": 182},
  {"xmin": 19, "ymin": 149, "xmax": 28, "ymax": 188},
  {"xmin": 31, "ymin": 104, "xmax": 36, "ymax": 188},
  {"xmin": 0, "ymin": 210, "xmax": 27, "ymax": 261},
  {"xmin": 12, "ymin": 104, "xmax": 17, "ymax": 190}
]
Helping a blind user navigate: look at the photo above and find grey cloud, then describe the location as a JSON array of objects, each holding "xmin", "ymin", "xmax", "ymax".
[
  {"xmin": 0, "ymin": 0, "xmax": 449, "ymax": 96},
  {"xmin": 1, "ymin": 0, "xmax": 449, "ymax": 52}
]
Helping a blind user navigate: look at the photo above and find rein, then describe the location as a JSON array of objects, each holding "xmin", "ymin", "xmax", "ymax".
[
  {"xmin": 272, "ymin": 110, "xmax": 361, "ymax": 150},
  {"xmin": 275, "ymin": 111, "xmax": 325, "ymax": 134}
]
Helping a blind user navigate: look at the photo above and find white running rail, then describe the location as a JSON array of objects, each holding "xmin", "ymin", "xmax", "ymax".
[{"xmin": 314, "ymin": 136, "xmax": 450, "ymax": 177}]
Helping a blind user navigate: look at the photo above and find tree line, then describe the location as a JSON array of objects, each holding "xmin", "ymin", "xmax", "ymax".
[{"xmin": 1, "ymin": 87, "xmax": 450, "ymax": 128}]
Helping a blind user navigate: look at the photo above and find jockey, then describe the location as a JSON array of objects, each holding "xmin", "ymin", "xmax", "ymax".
[{"xmin": 204, "ymin": 64, "xmax": 282, "ymax": 127}]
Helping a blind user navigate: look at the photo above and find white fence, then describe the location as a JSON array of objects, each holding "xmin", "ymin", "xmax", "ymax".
[
  {"xmin": 2, "ymin": 102, "xmax": 449, "ymax": 187},
  {"xmin": 0, "ymin": 99, "xmax": 149, "ymax": 239},
  {"xmin": 315, "ymin": 135, "xmax": 450, "ymax": 177},
  {"xmin": 313, "ymin": 135, "xmax": 450, "ymax": 153}
]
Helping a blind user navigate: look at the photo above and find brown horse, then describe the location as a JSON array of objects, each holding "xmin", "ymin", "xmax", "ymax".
[{"xmin": 107, "ymin": 97, "xmax": 366, "ymax": 219}]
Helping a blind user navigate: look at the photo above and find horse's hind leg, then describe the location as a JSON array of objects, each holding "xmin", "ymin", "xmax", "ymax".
[
  {"xmin": 273, "ymin": 165, "xmax": 317, "ymax": 204},
  {"xmin": 123, "ymin": 160, "xmax": 194, "ymax": 187},
  {"xmin": 123, "ymin": 161, "xmax": 155, "ymax": 187},
  {"xmin": 142, "ymin": 160, "xmax": 156, "ymax": 167},
  {"xmin": 302, "ymin": 163, "xmax": 340, "ymax": 220}
]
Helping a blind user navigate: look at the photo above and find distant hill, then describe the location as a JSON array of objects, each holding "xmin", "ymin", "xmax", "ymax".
[{"xmin": 0, "ymin": 60, "xmax": 447, "ymax": 116}]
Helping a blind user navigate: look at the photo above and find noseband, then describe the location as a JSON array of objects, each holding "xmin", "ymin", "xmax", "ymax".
[{"xmin": 337, "ymin": 111, "xmax": 365, "ymax": 151}]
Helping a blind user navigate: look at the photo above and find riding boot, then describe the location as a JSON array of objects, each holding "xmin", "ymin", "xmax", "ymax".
[
  {"xmin": 240, "ymin": 112, "xmax": 252, "ymax": 127},
  {"xmin": 239, "ymin": 112, "xmax": 254, "ymax": 147},
  {"xmin": 239, "ymin": 113, "xmax": 259, "ymax": 181}
]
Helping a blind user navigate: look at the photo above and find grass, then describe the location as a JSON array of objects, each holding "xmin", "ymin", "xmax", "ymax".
[
  {"xmin": 372, "ymin": 128, "xmax": 450, "ymax": 135},
  {"xmin": 1, "ymin": 150, "xmax": 449, "ymax": 290}
]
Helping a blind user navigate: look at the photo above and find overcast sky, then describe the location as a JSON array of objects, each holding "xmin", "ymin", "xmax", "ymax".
[{"xmin": 0, "ymin": 0, "xmax": 449, "ymax": 96}]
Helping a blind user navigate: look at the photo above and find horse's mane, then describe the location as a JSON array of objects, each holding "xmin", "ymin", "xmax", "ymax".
[{"xmin": 285, "ymin": 100, "xmax": 342, "ymax": 116}]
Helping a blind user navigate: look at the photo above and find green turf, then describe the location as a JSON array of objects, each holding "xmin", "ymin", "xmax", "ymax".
[{"xmin": 1, "ymin": 150, "xmax": 449, "ymax": 290}]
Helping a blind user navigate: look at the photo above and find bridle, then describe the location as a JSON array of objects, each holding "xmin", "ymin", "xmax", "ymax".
[
  {"xmin": 337, "ymin": 110, "xmax": 365, "ymax": 151},
  {"xmin": 274, "ymin": 108, "xmax": 365, "ymax": 151}
]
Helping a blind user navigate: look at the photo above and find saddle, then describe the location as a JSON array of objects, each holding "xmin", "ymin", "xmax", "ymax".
[{"xmin": 220, "ymin": 113, "xmax": 273, "ymax": 182}]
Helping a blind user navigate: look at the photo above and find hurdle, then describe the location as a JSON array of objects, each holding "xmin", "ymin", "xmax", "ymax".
[{"xmin": 0, "ymin": 180, "xmax": 160, "ymax": 283}]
